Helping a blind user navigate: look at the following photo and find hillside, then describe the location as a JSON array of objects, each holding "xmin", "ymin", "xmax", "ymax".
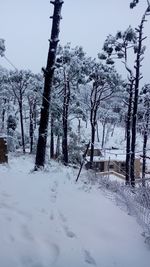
[{"xmin": 0, "ymin": 154, "xmax": 150, "ymax": 267}]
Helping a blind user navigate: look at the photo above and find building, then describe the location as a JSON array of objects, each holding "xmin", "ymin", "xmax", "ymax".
[{"xmin": 85, "ymin": 148, "xmax": 141, "ymax": 179}]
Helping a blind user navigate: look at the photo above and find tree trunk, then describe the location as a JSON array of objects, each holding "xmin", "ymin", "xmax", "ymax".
[
  {"xmin": 130, "ymin": 18, "xmax": 143, "ymax": 187},
  {"xmin": 125, "ymin": 81, "xmax": 133, "ymax": 185},
  {"xmin": 111, "ymin": 123, "xmax": 116, "ymax": 137},
  {"xmin": 29, "ymin": 105, "xmax": 34, "ymax": 154},
  {"xmin": 35, "ymin": 0, "xmax": 63, "ymax": 169},
  {"xmin": 1, "ymin": 98, "xmax": 6, "ymax": 130},
  {"xmin": 50, "ymin": 113, "xmax": 54, "ymax": 159},
  {"xmin": 90, "ymin": 94, "xmax": 97, "ymax": 168},
  {"xmin": 33, "ymin": 100, "xmax": 37, "ymax": 130},
  {"xmin": 19, "ymin": 102, "xmax": 25, "ymax": 154},
  {"xmin": 56, "ymin": 134, "xmax": 60, "ymax": 158},
  {"xmin": 96, "ymin": 122, "xmax": 100, "ymax": 142},
  {"xmin": 90, "ymin": 123, "xmax": 95, "ymax": 167},
  {"xmin": 101, "ymin": 121, "xmax": 106, "ymax": 148},
  {"xmin": 62, "ymin": 76, "xmax": 70, "ymax": 165},
  {"xmin": 77, "ymin": 118, "xmax": 81, "ymax": 143},
  {"xmin": 142, "ymin": 106, "xmax": 149, "ymax": 187}
]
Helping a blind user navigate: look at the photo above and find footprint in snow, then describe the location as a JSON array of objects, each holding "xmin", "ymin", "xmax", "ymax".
[
  {"xmin": 84, "ymin": 250, "xmax": 96, "ymax": 266},
  {"xmin": 50, "ymin": 181, "xmax": 58, "ymax": 203},
  {"xmin": 59, "ymin": 211, "xmax": 76, "ymax": 238},
  {"xmin": 49, "ymin": 211, "xmax": 54, "ymax": 220},
  {"xmin": 63, "ymin": 225, "xmax": 76, "ymax": 238}
]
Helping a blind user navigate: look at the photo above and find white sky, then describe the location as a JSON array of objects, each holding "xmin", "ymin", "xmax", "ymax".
[{"xmin": 0, "ymin": 0, "xmax": 150, "ymax": 83}]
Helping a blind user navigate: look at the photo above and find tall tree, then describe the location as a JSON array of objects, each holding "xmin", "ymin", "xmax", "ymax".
[
  {"xmin": 130, "ymin": 5, "xmax": 150, "ymax": 186},
  {"xmin": 99, "ymin": 27, "xmax": 137, "ymax": 182},
  {"xmin": 27, "ymin": 74, "xmax": 43, "ymax": 154},
  {"xmin": 7, "ymin": 70, "xmax": 33, "ymax": 153},
  {"xmin": 35, "ymin": 0, "xmax": 64, "ymax": 169},
  {"xmin": 100, "ymin": 6, "xmax": 150, "ymax": 185},
  {"xmin": 87, "ymin": 62, "xmax": 121, "ymax": 166},
  {"xmin": 139, "ymin": 84, "xmax": 150, "ymax": 186},
  {"xmin": 54, "ymin": 44, "xmax": 86, "ymax": 164}
]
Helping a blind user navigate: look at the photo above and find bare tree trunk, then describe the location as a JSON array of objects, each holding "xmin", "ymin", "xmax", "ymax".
[
  {"xmin": 101, "ymin": 121, "xmax": 106, "ymax": 148},
  {"xmin": 90, "ymin": 85, "xmax": 99, "ymax": 168},
  {"xmin": 77, "ymin": 118, "xmax": 81, "ymax": 143},
  {"xmin": 1, "ymin": 98, "xmax": 6, "ymax": 130},
  {"xmin": 19, "ymin": 102, "xmax": 25, "ymax": 154},
  {"xmin": 62, "ymin": 76, "xmax": 70, "ymax": 165},
  {"xmin": 90, "ymin": 123, "xmax": 96, "ymax": 166},
  {"xmin": 111, "ymin": 123, "xmax": 116, "ymax": 137},
  {"xmin": 142, "ymin": 105, "xmax": 149, "ymax": 187},
  {"xmin": 35, "ymin": 0, "xmax": 63, "ymax": 169},
  {"xmin": 56, "ymin": 134, "xmax": 60, "ymax": 158},
  {"xmin": 130, "ymin": 15, "xmax": 144, "ymax": 187},
  {"xmin": 126, "ymin": 80, "xmax": 133, "ymax": 185},
  {"xmin": 29, "ymin": 105, "xmax": 34, "ymax": 154},
  {"xmin": 96, "ymin": 122, "xmax": 100, "ymax": 142},
  {"xmin": 85, "ymin": 112, "xmax": 88, "ymax": 128},
  {"xmin": 50, "ymin": 113, "xmax": 54, "ymax": 159},
  {"xmin": 33, "ymin": 100, "xmax": 37, "ymax": 130}
]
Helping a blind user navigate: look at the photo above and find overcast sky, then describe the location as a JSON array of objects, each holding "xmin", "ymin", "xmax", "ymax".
[{"xmin": 0, "ymin": 0, "xmax": 150, "ymax": 83}]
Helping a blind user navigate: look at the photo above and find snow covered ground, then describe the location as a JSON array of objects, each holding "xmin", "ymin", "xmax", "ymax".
[{"xmin": 0, "ymin": 154, "xmax": 150, "ymax": 267}]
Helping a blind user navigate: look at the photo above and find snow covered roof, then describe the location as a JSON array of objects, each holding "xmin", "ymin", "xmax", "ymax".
[{"xmin": 86, "ymin": 149, "xmax": 140, "ymax": 162}]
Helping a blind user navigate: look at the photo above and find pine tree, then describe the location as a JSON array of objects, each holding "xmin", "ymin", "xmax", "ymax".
[
  {"xmin": 139, "ymin": 84, "xmax": 150, "ymax": 186},
  {"xmin": 35, "ymin": 0, "xmax": 64, "ymax": 169},
  {"xmin": 87, "ymin": 62, "xmax": 121, "ymax": 167}
]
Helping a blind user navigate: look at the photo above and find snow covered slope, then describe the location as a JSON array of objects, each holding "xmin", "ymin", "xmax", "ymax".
[{"xmin": 0, "ymin": 154, "xmax": 150, "ymax": 267}]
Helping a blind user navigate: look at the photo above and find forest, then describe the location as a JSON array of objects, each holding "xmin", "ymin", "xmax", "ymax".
[
  {"xmin": 0, "ymin": 0, "xmax": 150, "ymax": 186},
  {"xmin": 0, "ymin": 1, "xmax": 150, "ymax": 266}
]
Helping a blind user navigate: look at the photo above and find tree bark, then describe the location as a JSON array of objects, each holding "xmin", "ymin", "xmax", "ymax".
[
  {"xmin": 62, "ymin": 76, "xmax": 70, "ymax": 165},
  {"xmin": 96, "ymin": 122, "xmax": 100, "ymax": 142},
  {"xmin": 101, "ymin": 121, "xmax": 106, "ymax": 148},
  {"xmin": 56, "ymin": 134, "xmax": 60, "ymax": 158},
  {"xmin": 125, "ymin": 81, "xmax": 133, "ymax": 185},
  {"xmin": 29, "ymin": 105, "xmax": 34, "ymax": 154},
  {"xmin": 1, "ymin": 98, "xmax": 6, "ymax": 130},
  {"xmin": 50, "ymin": 113, "xmax": 54, "ymax": 158},
  {"xmin": 90, "ymin": 123, "xmax": 96, "ymax": 166},
  {"xmin": 130, "ymin": 16, "xmax": 144, "ymax": 187},
  {"xmin": 33, "ymin": 100, "xmax": 37, "ymax": 130},
  {"xmin": 19, "ymin": 102, "xmax": 25, "ymax": 154},
  {"xmin": 90, "ymin": 84, "xmax": 99, "ymax": 168},
  {"xmin": 142, "ymin": 105, "xmax": 149, "ymax": 187},
  {"xmin": 77, "ymin": 118, "xmax": 81, "ymax": 143},
  {"xmin": 35, "ymin": 0, "xmax": 63, "ymax": 169}
]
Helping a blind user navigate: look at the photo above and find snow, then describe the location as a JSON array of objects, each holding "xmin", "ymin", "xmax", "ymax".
[
  {"xmin": 0, "ymin": 154, "xmax": 150, "ymax": 267},
  {"xmin": 108, "ymin": 174, "xmax": 125, "ymax": 183},
  {"xmin": 86, "ymin": 148, "xmax": 140, "ymax": 163}
]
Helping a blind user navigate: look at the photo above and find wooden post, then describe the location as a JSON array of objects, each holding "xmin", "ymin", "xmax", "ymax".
[{"xmin": 76, "ymin": 142, "xmax": 90, "ymax": 182}]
